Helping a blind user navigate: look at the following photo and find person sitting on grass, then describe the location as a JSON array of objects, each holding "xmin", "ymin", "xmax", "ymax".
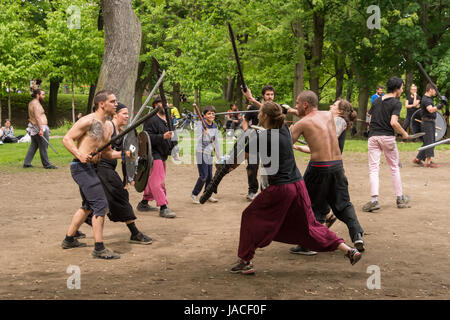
[{"xmin": 1, "ymin": 119, "xmax": 23, "ymax": 143}]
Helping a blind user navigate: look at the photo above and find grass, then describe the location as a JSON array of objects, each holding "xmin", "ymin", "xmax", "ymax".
[{"xmin": 2, "ymin": 122, "xmax": 449, "ymax": 170}]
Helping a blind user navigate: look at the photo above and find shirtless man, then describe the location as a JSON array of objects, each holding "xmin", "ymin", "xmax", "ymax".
[
  {"xmin": 289, "ymin": 90, "xmax": 365, "ymax": 253},
  {"xmin": 23, "ymin": 88, "xmax": 57, "ymax": 169},
  {"xmin": 61, "ymin": 90, "xmax": 121, "ymax": 259}
]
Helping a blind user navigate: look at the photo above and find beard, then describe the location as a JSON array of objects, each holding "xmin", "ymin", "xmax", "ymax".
[
  {"xmin": 38, "ymin": 96, "xmax": 45, "ymax": 103},
  {"xmin": 157, "ymin": 106, "xmax": 166, "ymax": 116}
]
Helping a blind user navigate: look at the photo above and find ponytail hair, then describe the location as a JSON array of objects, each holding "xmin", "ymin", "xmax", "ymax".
[
  {"xmin": 261, "ymin": 101, "xmax": 285, "ymax": 129},
  {"xmin": 337, "ymin": 99, "xmax": 356, "ymax": 128}
]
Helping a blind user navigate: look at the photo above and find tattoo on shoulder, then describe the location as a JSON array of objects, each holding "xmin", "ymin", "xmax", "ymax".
[{"xmin": 89, "ymin": 120, "xmax": 103, "ymax": 141}]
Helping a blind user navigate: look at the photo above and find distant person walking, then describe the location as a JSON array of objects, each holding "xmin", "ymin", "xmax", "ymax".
[{"xmin": 23, "ymin": 88, "xmax": 57, "ymax": 169}]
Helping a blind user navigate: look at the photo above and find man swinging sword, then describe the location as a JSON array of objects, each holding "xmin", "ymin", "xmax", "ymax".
[{"xmin": 61, "ymin": 90, "xmax": 122, "ymax": 259}]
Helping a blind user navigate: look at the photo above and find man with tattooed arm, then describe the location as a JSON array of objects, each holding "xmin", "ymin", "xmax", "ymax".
[{"xmin": 61, "ymin": 90, "xmax": 121, "ymax": 259}]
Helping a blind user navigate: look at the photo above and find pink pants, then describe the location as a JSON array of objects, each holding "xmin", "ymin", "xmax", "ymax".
[
  {"xmin": 143, "ymin": 159, "xmax": 168, "ymax": 206},
  {"xmin": 368, "ymin": 136, "xmax": 403, "ymax": 197}
]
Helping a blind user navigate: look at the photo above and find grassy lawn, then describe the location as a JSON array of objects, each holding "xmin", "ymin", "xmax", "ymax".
[{"xmin": 2, "ymin": 122, "xmax": 449, "ymax": 171}]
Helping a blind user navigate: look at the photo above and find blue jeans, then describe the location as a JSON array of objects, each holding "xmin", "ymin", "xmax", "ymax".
[{"xmin": 192, "ymin": 152, "xmax": 213, "ymax": 196}]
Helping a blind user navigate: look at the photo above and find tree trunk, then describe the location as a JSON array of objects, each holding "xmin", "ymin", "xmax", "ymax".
[
  {"xmin": 7, "ymin": 82, "xmax": 11, "ymax": 120},
  {"xmin": 226, "ymin": 76, "xmax": 235, "ymax": 102},
  {"xmin": 194, "ymin": 88, "xmax": 199, "ymax": 105},
  {"xmin": 173, "ymin": 82, "xmax": 181, "ymax": 108},
  {"xmin": 309, "ymin": 12, "xmax": 325, "ymax": 97},
  {"xmin": 71, "ymin": 79, "xmax": 75, "ymax": 122},
  {"xmin": 335, "ymin": 53, "xmax": 345, "ymax": 100},
  {"xmin": 48, "ymin": 80, "xmax": 60, "ymax": 127},
  {"xmin": 404, "ymin": 49, "xmax": 414, "ymax": 97},
  {"xmin": 346, "ymin": 68, "xmax": 353, "ymax": 101},
  {"xmin": 356, "ymin": 86, "xmax": 369, "ymax": 137},
  {"xmin": 292, "ymin": 19, "xmax": 304, "ymax": 106},
  {"xmin": 96, "ymin": 0, "xmax": 142, "ymax": 115},
  {"xmin": 86, "ymin": 82, "xmax": 97, "ymax": 114},
  {"xmin": 222, "ymin": 79, "xmax": 227, "ymax": 100}
]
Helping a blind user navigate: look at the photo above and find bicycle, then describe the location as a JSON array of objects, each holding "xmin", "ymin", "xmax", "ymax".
[{"xmin": 175, "ymin": 109, "xmax": 198, "ymax": 131}]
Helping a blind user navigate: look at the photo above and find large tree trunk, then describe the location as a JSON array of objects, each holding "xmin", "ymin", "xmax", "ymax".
[
  {"xmin": 86, "ymin": 82, "xmax": 97, "ymax": 114},
  {"xmin": 48, "ymin": 80, "xmax": 60, "ymax": 127},
  {"xmin": 292, "ymin": 19, "xmax": 304, "ymax": 106},
  {"xmin": 96, "ymin": 0, "xmax": 142, "ymax": 115}
]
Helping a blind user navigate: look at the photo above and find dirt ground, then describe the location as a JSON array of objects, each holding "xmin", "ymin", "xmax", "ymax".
[{"xmin": 0, "ymin": 150, "xmax": 449, "ymax": 300}]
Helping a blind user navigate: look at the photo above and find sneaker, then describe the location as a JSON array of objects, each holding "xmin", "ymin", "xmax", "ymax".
[
  {"xmin": 345, "ymin": 248, "xmax": 362, "ymax": 265},
  {"xmin": 136, "ymin": 201, "xmax": 158, "ymax": 212},
  {"xmin": 397, "ymin": 195, "xmax": 411, "ymax": 208},
  {"xmin": 74, "ymin": 230, "xmax": 86, "ymax": 239},
  {"xmin": 230, "ymin": 260, "xmax": 255, "ymax": 275},
  {"xmin": 61, "ymin": 238, "xmax": 87, "ymax": 249},
  {"xmin": 412, "ymin": 158, "xmax": 424, "ymax": 167},
  {"xmin": 159, "ymin": 207, "xmax": 176, "ymax": 218},
  {"xmin": 44, "ymin": 164, "xmax": 58, "ymax": 169},
  {"xmin": 208, "ymin": 197, "xmax": 218, "ymax": 203},
  {"xmin": 426, "ymin": 162, "xmax": 439, "ymax": 168},
  {"xmin": 325, "ymin": 214, "xmax": 337, "ymax": 228},
  {"xmin": 352, "ymin": 233, "xmax": 365, "ymax": 252},
  {"xmin": 130, "ymin": 232, "xmax": 152, "ymax": 245},
  {"xmin": 289, "ymin": 245, "xmax": 318, "ymax": 255},
  {"xmin": 362, "ymin": 201, "xmax": 380, "ymax": 212},
  {"xmin": 191, "ymin": 194, "xmax": 200, "ymax": 204},
  {"xmin": 92, "ymin": 248, "xmax": 120, "ymax": 259},
  {"xmin": 246, "ymin": 193, "xmax": 257, "ymax": 201},
  {"xmin": 23, "ymin": 164, "xmax": 33, "ymax": 168}
]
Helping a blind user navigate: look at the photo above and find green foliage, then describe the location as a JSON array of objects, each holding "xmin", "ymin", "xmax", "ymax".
[{"xmin": 0, "ymin": 1, "xmax": 37, "ymax": 88}]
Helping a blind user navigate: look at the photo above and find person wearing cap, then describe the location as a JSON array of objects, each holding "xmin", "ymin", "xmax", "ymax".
[{"xmin": 136, "ymin": 96, "xmax": 177, "ymax": 218}]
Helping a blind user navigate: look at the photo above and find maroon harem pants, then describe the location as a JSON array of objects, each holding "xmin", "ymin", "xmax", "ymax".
[{"xmin": 238, "ymin": 180, "xmax": 344, "ymax": 261}]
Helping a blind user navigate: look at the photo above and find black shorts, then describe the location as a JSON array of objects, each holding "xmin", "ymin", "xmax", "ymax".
[
  {"xmin": 70, "ymin": 161, "xmax": 108, "ymax": 217},
  {"xmin": 96, "ymin": 162, "xmax": 137, "ymax": 222}
]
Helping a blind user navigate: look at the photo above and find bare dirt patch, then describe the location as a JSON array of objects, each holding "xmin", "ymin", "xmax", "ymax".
[{"xmin": 0, "ymin": 151, "xmax": 449, "ymax": 300}]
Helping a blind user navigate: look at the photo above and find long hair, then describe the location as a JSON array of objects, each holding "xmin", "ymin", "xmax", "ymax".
[
  {"xmin": 337, "ymin": 99, "xmax": 357, "ymax": 128},
  {"xmin": 261, "ymin": 101, "xmax": 285, "ymax": 129}
]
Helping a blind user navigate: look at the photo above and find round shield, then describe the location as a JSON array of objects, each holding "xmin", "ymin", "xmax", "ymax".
[
  {"xmin": 122, "ymin": 129, "xmax": 139, "ymax": 185},
  {"xmin": 411, "ymin": 109, "xmax": 447, "ymax": 141},
  {"xmin": 134, "ymin": 131, "xmax": 153, "ymax": 193}
]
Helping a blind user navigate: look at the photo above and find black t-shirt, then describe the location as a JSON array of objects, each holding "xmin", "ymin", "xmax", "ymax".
[
  {"xmin": 420, "ymin": 95, "xmax": 435, "ymax": 120},
  {"xmin": 407, "ymin": 94, "xmax": 421, "ymax": 105},
  {"xmin": 244, "ymin": 104, "xmax": 259, "ymax": 126},
  {"xmin": 406, "ymin": 94, "xmax": 421, "ymax": 116},
  {"xmin": 368, "ymin": 97, "xmax": 402, "ymax": 137},
  {"xmin": 259, "ymin": 125, "xmax": 302, "ymax": 186}
]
